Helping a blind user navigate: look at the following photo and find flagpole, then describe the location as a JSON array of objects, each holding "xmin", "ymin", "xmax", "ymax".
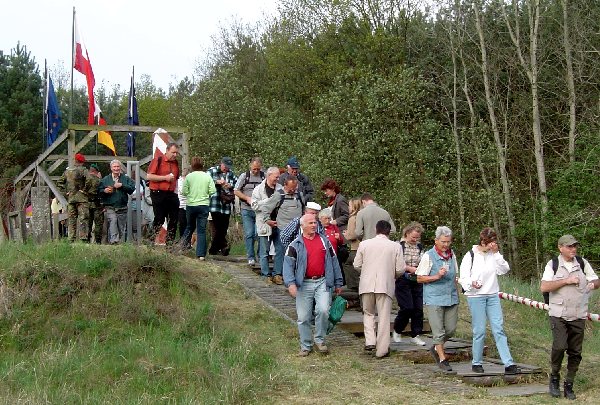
[
  {"xmin": 43, "ymin": 59, "xmax": 48, "ymax": 151},
  {"xmin": 69, "ymin": 7, "xmax": 75, "ymax": 125}
]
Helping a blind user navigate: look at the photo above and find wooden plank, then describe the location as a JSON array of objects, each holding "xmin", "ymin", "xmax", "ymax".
[
  {"xmin": 37, "ymin": 166, "xmax": 67, "ymax": 208},
  {"xmin": 14, "ymin": 129, "xmax": 69, "ymax": 184},
  {"xmin": 68, "ymin": 124, "xmax": 188, "ymax": 133},
  {"xmin": 47, "ymin": 154, "xmax": 139, "ymax": 162},
  {"xmin": 75, "ymin": 130, "xmax": 98, "ymax": 152}
]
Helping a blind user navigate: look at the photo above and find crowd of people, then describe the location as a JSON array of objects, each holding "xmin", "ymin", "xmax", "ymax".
[{"xmin": 55, "ymin": 150, "xmax": 598, "ymax": 400}]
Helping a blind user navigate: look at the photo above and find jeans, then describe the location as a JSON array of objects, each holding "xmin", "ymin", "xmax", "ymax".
[
  {"xmin": 296, "ymin": 277, "xmax": 331, "ymax": 351},
  {"xmin": 258, "ymin": 235, "xmax": 272, "ymax": 277},
  {"xmin": 105, "ymin": 207, "xmax": 127, "ymax": 243},
  {"xmin": 183, "ymin": 205, "xmax": 209, "ymax": 258},
  {"xmin": 240, "ymin": 209, "xmax": 257, "ymax": 260},
  {"xmin": 272, "ymin": 227, "xmax": 283, "ymax": 276},
  {"xmin": 467, "ymin": 295, "xmax": 514, "ymax": 366}
]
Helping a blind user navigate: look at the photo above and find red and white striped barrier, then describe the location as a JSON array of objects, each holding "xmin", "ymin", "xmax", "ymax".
[{"xmin": 498, "ymin": 291, "xmax": 600, "ymax": 322}]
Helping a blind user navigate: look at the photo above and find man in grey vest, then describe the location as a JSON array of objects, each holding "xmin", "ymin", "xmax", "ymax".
[
  {"xmin": 234, "ymin": 157, "xmax": 264, "ymax": 266},
  {"xmin": 541, "ymin": 234, "xmax": 599, "ymax": 400}
]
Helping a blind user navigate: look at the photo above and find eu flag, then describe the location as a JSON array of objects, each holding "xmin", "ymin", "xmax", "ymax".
[
  {"xmin": 127, "ymin": 72, "xmax": 139, "ymax": 156},
  {"xmin": 46, "ymin": 76, "xmax": 62, "ymax": 147}
]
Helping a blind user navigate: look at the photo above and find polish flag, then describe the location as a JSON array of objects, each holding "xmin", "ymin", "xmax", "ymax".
[
  {"xmin": 152, "ymin": 128, "xmax": 174, "ymax": 157},
  {"xmin": 73, "ymin": 16, "xmax": 96, "ymax": 125}
]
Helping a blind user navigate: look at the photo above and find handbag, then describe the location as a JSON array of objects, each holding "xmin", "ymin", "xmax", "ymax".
[
  {"xmin": 337, "ymin": 244, "xmax": 350, "ymax": 264},
  {"xmin": 327, "ymin": 295, "xmax": 348, "ymax": 334},
  {"xmin": 219, "ymin": 188, "xmax": 235, "ymax": 204}
]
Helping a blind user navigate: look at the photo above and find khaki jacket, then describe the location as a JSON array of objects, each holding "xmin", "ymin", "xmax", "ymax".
[{"xmin": 354, "ymin": 235, "xmax": 405, "ymax": 298}]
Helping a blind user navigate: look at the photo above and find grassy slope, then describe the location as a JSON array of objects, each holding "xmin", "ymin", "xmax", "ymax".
[{"xmin": 1, "ymin": 241, "xmax": 600, "ymax": 404}]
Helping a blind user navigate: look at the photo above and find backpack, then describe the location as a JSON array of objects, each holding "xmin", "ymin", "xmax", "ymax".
[
  {"xmin": 242, "ymin": 170, "xmax": 265, "ymax": 189},
  {"xmin": 272, "ymin": 190, "xmax": 306, "ymax": 219},
  {"xmin": 399, "ymin": 241, "xmax": 423, "ymax": 281},
  {"xmin": 543, "ymin": 255, "xmax": 585, "ymax": 304}
]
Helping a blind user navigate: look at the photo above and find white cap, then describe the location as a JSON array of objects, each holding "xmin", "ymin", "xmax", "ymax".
[{"xmin": 306, "ymin": 202, "xmax": 321, "ymax": 211}]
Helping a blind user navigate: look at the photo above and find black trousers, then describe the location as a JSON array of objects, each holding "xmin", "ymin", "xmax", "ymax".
[
  {"xmin": 177, "ymin": 207, "xmax": 187, "ymax": 238},
  {"xmin": 209, "ymin": 211, "xmax": 230, "ymax": 254},
  {"xmin": 550, "ymin": 316, "xmax": 586, "ymax": 382},
  {"xmin": 150, "ymin": 191, "xmax": 179, "ymax": 244},
  {"xmin": 393, "ymin": 277, "xmax": 424, "ymax": 337}
]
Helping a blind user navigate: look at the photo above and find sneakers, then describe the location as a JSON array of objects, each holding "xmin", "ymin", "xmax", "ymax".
[
  {"xmin": 266, "ymin": 276, "xmax": 274, "ymax": 284},
  {"xmin": 438, "ymin": 359, "xmax": 452, "ymax": 372},
  {"xmin": 472, "ymin": 365, "xmax": 485, "ymax": 374},
  {"xmin": 315, "ymin": 343, "xmax": 329, "ymax": 354},
  {"xmin": 411, "ymin": 336, "xmax": 426, "ymax": 346},
  {"xmin": 392, "ymin": 331, "xmax": 402, "ymax": 343},
  {"xmin": 504, "ymin": 364, "xmax": 520, "ymax": 375},
  {"xmin": 248, "ymin": 259, "xmax": 255, "ymax": 266},
  {"xmin": 298, "ymin": 349, "xmax": 311, "ymax": 357},
  {"xmin": 197, "ymin": 257, "xmax": 206, "ymax": 261},
  {"xmin": 429, "ymin": 345, "xmax": 440, "ymax": 363},
  {"xmin": 272, "ymin": 275, "xmax": 284, "ymax": 285},
  {"xmin": 364, "ymin": 345, "xmax": 376, "ymax": 352}
]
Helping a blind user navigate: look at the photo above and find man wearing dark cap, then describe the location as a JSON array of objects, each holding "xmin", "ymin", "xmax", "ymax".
[
  {"xmin": 541, "ymin": 234, "xmax": 600, "ymax": 400},
  {"xmin": 278, "ymin": 156, "xmax": 314, "ymax": 202},
  {"xmin": 207, "ymin": 157, "xmax": 238, "ymax": 255},
  {"xmin": 56, "ymin": 153, "xmax": 93, "ymax": 242}
]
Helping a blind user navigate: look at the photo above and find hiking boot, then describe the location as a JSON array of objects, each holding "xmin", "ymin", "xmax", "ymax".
[
  {"xmin": 364, "ymin": 345, "xmax": 376, "ymax": 352},
  {"xmin": 429, "ymin": 345, "xmax": 440, "ymax": 363},
  {"xmin": 549, "ymin": 375, "xmax": 560, "ymax": 398},
  {"xmin": 221, "ymin": 246, "xmax": 230, "ymax": 256},
  {"xmin": 267, "ymin": 276, "xmax": 274, "ymax": 284},
  {"xmin": 564, "ymin": 381, "xmax": 576, "ymax": 400},
  {"xmin": 438, "ymin": 359, "xmax": 452, "ymax": 372},
  {"xmin": 272, "ymin": 275, "xmax": 284, "ymax": 285},
  {"xmin": 411, "ymin": 336, "xmax": 426, "ymax": 346},
  {"xmin": 315, "ymin": 343, "xmax": 329, "ymax": 354},
  {"xmin": 504, "ymin": 364, "xmax": 520, "ymax": 375},
  {"xmin": 392, "ymin": 331, "xmax": 402, "ymax": 343},
  {"xmin": 472, "ymin": 365, "xmax": 485, "ymax": 374},
  {"xmin": 298, "ymin": 349, "xmax": 311, "ymax": 357}
]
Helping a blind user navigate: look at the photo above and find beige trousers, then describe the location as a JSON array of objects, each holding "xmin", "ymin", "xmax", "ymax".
[{"xmin": 361, "ymin": 292, "xmax": 392, "ymax": 357}]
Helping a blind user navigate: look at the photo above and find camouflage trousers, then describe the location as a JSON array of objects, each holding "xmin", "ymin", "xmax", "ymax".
[
  {"xmin": 67, "ymin": 201, "xmax": 89, "ymax": 242},
  {"xmin": 88, "ymin": 205, "xmax": 104, "ymax": 243}
]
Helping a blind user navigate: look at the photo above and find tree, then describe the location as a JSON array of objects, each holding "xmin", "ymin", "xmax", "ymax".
[{"xmin": 0, "ymin": 43, "xmax": 43, "ymax": 168}]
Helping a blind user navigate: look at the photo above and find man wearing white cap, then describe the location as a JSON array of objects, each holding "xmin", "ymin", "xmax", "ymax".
[{"xmin": 541, "ymin": 234, "xmax": 600, "ymax": 400}]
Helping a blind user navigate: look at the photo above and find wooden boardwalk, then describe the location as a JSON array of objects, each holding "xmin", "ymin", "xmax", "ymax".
[{"xmin": 215, "ymin": 256, "xmax": 546, "ymax": 397}]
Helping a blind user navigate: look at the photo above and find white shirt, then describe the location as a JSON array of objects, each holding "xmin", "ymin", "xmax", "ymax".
[
  {"xmin": 458, "ymin": 245, "xmax": 510, "ymax": 296},
  {"xmin": 541, "ymin": 256, "xmax": 598, "ymax": 282}
]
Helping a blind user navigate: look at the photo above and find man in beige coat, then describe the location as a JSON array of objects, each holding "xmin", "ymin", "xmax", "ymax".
[{"xmin": 354, "ymin": 220, "xmax": 405, "ymax": 358}]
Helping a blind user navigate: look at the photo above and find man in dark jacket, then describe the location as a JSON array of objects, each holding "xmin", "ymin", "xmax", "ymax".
[
  {"xmin": 99, "ymin": 160, "xmax": 135, "ymax": 243},
  {"xmin": 278, "ymin": 156, "xmax": 314, "ymax": 202}
]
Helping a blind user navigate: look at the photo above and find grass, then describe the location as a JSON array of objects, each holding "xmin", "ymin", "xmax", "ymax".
[{"xmin": 1, "ymin": 240, "xmax": 600, "ymax": 403}]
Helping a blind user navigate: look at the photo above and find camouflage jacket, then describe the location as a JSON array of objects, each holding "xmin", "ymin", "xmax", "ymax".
[
  {"xmin": 87, "ymin": 174, "xmax": 102, "ymax": 206},
  {"xmin": 57, "ymin": 165, "xmax": 91, "ymax": 203}
]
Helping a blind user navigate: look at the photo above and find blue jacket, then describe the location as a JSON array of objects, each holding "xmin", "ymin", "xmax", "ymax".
[
  {"xmin": 283, "ymin": 233, "xmax": 344, "ymax": 291},
  {"xmin": 422, "ymin": 248, "xmax": 459, "ymax": 307}
]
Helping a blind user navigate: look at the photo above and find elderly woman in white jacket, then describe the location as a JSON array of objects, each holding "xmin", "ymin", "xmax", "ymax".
[{"xmin": 459, "ymin": 227, "xmax": 519, "ymax": 375}]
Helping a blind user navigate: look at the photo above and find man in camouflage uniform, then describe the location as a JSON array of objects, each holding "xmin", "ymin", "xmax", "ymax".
[
  {"xmin": 87, "ymin": 164, "xmax": 104, "ymax": 243},
  {"xmin": 56, "ymin": 153, "xmax": 91, "ymax": 242}
]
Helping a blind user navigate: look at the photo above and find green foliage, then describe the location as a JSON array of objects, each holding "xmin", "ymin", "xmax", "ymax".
[{"xmin": 0, "ymin": 43, "xmax": 43, "ymax": 168}]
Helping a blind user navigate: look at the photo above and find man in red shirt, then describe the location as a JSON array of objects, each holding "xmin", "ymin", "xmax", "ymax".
[
  {"xmin": 283, "ymin": 214, "xmax": 344, "ymax": 357},
  {"xmin": 147, "ymin": 142, "xmax": 180, "ymax": 244}
]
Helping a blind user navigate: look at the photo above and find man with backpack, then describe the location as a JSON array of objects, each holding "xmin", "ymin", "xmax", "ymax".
[
  {"xmin": 541, "ymin": 234, "xmax": 599, "ymax": 400},
  {"xmin": 234, "ymin": 157, "xmax": 265, "ymax": 266}
]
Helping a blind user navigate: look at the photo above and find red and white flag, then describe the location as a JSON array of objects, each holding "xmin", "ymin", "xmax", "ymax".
[{"xmin": 73, "ymin": 15, "xmax": 96, "ymax": 125}]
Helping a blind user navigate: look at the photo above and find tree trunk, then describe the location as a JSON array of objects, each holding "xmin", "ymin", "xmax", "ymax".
[
  {"xmin": 562, "ymin": 0, "xmax": 577, "ymax": 163},
  {"xmin": 474, "ymin": 4, "xmax": 519, "ymax": 265}
]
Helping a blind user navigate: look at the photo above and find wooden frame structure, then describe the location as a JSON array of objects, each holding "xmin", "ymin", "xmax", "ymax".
[{"xmin": 10, "ymin": 124, "xmax": 189, "ymax": 241}]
